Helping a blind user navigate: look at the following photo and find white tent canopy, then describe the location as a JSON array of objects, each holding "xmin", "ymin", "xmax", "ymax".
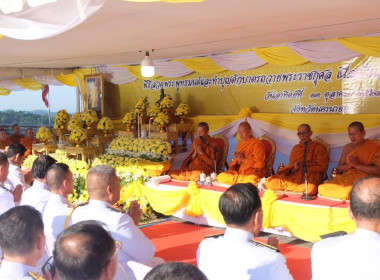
[{"xmin": 0, "ymin": 0, "xmax": 379, "ymax": 74}]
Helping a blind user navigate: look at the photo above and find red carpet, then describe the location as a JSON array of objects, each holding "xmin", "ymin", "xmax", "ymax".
[{"xmin": 141, "ymin": 220, "xmax": 311, "ymax": 280}]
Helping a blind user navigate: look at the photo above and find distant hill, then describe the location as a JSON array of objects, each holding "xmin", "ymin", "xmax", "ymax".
[
  {"xmin": 31, "ymin": 110, "xmax": 59, "ymax": 117},
  {"xmin": 0, "ymin": 110, "xmax": 52, "ymax": 126}
]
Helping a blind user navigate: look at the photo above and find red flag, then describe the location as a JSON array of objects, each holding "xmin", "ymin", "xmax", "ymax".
[{"xmin": 42, "ymin": 85, "xmax": 49, "ymax": 108}]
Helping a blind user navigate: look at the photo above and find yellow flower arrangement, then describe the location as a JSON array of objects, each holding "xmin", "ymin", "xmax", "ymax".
[
  {"xmin": 69, "ymin": 128, "xmax": 87, "ymax": 143},
  {"xmin": 67, "ymin": 117, "xmax": 81, "ymax": 131},
  {"xmin": 81, "ymin": 110, "xmax": 99, "ymax": 127},
  {"xmin": 23, "ymin": 155, "xmax": 38, "ymax": 168},
  {"xmin": 239, "ymin": 107, "xmax": 253, "ymax": 118},
  {"xmin": 36, "ymin": 126, "xmax": 52, "ymax": 142},
  {"xmin": 159, "ymin": 95, "xmax": 174, "ymax": 109},
  {"xmin": 72, "ymin": 112, "xmax": 82, "ymax": 120},
  {"xmin": 134, "ymin": 96, "xmax": 149, "ymax": 113},
  {"xmin": 97, "ymin": 117, "xmax": 114, "ymax": 131},
  {"xmin": 147, "ymin": 104, "xmax": 161, "ymax": 117},
  {"xmin": 122, "ymin": 112, "xmax": 136, "ymax": 124},
  {"xmin": 54, "ymin": 109, "xmax": 70, "ymax": 129},
  {"xmin": 174, "ymin": 103, "xmax": 190, "ymax": 117},
  {"xmin": 153, "ymin": 112, "xmax": 169, "ymax": 126}
]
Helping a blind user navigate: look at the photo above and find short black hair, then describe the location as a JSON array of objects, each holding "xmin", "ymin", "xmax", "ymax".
[
  {"xmin": 350, "ymin": 176, "xmax": 380, "ymax": 220},
  {"xmin": 0, "ymin": 152, "xmax": 8, "ymax": 166},
  {"xmin": 144, "ymin": 262, "xmax": 208, "ymax": 280},
  {"xmin": 219, "ymin": 183, "xmax": 261, "ymax": 226},
  {"xmin": 54, "ymin": 220, "xmax": 115, "ymax": 280},
  {"xmin": 46, "ymin": 163, "xmax": 71, "ymax": 191},
  {"xmin": 7, "ymin": 143, "xmax": 26, "ymax": 158},
  {"xmin": 12, "ymin": 123, "xmax": 19, "ymax": 129},
  {"xmin": 32, "ymin": 155, "xmax": 57, "ymax": 179},
  {"xmin": 0, "ymin": 206, "xmax": 44, "ymax": 255}
]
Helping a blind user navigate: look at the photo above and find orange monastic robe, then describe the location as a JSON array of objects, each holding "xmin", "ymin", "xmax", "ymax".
[
  {"xmin": 319, "ymin": 139, "xmax": 380, "ymax": 200},
  {"xmin": 217, "ymin": 136, "xmax": 266, "ymax": 185},
  {"xmin": 8, "ymin": 134, "xmax": 24, "ymax": 145},
  {"xmin": 169, "ymin": 136, "xmax": 221, "ymax": 181},
  {"xmin": 20, "ymin": 137, "xmax": 37, "ymax": 158},
  {"xmin": 265, "ymin": 140, "xmax": 328, "ymax": 195}
]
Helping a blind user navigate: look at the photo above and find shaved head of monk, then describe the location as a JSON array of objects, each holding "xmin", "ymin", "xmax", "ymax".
[{"xmin": 238, "ymin": 122, "xmax": 253, "ymax": 141}]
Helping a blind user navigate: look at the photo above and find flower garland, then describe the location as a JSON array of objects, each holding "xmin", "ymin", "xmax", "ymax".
[
  {"xmin": 239, "ymin": 107, "xmax": 253, "ymax": 118},
  {"xmin": 97, "ymin": 117, "xmax": 114, "ymax": 131},
  {"xmin": 81, "ymin": 110, "xmax": 99, "ymax": 127},
  {"xmin": 69, "ymin": 128, "xmax": 87, "ymax": 143},
  {"xmin": 174, "ymin": 103, "xmax": 190, "ymax": 116},
  {"xmin": 122, "ymin": 112, "xmax": 136, "ymax": 124},
  {"xmin": 36, "ymin": 126, "xmax": 52, "ymax": 142},
  {"xmin": 153, "ymin": 112, "xmax": 169, "ymax": 126},
  {"xmin": 54, "ymin": 109, "xmax": 70, "ymax": 129}
]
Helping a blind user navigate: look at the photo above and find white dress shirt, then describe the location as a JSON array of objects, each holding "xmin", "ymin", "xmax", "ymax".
[
  {"xmin": 4, "ymin": 161, "xmax": 29, "ymax": 191},
  {"xmin": 0, "ymin": 260, "xmax": 39, "ymax": 280},
  {"xmin": 70, "ymin": 199, "xmax": 155, "ymax": 280},
  {"xmin": 37, "ymin": 193, "xmax": 72, "ymax": 257},
  {"xmin": 311, "ymin": 228, "xmax": 380, "ymax": 280},
  {"xmin": 20, "ymin": 180, "xmax": 50, "ymax": 208},
  {"xmin": 197, "ymin": 227, "xmax": 294, "ymax": 280},
  {"xmin": 0, "ymin": 182, "xmax": 15, "ymax": 215}
]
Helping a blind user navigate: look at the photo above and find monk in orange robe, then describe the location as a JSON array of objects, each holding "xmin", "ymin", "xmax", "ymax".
[
  {"xmin": 265, "ymin": 124, "xmax": 329, "ymax": 195},
  {"xmin": 319, "ymin": 121, "xmax": 380, "ymax": 200},
  {"xmin": 0, "ymin": 128, "xmax": 10, "ymax": 152},
  {"xmin": 217, "ymin": 122, "xmax": 266, "ymax": 185},
  {"xmin": 169, "ymin": 122, "xmax": 221, "ymax": 181},
  {"xmin": 8, "ymin": 124, "xmax": 24, "ymax": 145},
  {"xmin": 20, "ymin": 128, "xmax": 38, "ymax": 158}
]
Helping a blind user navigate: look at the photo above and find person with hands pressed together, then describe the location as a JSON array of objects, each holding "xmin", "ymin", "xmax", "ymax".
[
  {"xmin": 4, "ymin": 143, "xmax": 33, "ymax": 191},
  {"xmin": 0, "ymin": 153, "xmax": 23, "ymax": 215},
  {"xmin": 169, "ymin": 122, "xmax": 221, "ymax": 181},
  {"xmin": 319, "ymin": 121, "xmax": 380, "ymax": 200},
  {"xmin": 265, "ymin": 124, "xmax": 328, "ymax": 195},
  {"xmin": 70, "ymin": 165, "xmax": 162, "ymax": 280},
  {"xmin": 217, "ymin": 122, "xmax": 266, "ymax": 185}
]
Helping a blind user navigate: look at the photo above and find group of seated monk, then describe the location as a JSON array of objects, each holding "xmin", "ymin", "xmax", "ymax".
[
  {"xmin": 169, "ymin": 120, "xmax": 380, "ymax": 201},
  {"xmin": 0, "ymin": 124, "xmax": 37, "ymax": 157}
]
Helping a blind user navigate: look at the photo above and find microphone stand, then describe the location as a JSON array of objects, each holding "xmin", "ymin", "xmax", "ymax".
[{"xmin": 302, "ymin": 141, "xmax": 316, "ymax": 200}]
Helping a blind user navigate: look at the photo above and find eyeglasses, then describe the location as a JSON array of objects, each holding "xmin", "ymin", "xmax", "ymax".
[
  {"xmin": 103, "ymin": 240, "xmax": 122, "ymax": 270},
  {"xmin": 297, "ymin": 131, "xmax": 310, "ymax": 136}
]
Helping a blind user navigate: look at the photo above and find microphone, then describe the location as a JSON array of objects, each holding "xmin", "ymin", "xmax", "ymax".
[
  {"xmin": 200, "ymin": 136, "xmax": 218, "ymax": 152},
  {"xmin": 303, "ymin": 141, "xmax": 308, "ymax": 173}
]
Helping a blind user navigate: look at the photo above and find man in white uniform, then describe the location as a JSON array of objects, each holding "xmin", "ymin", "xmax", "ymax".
[
  {"xmin": 0, "ymin": 206, "xmax": 46, "ymax": 280},
  {"xmin": 197, "ymin": 183, "xmax": 293, "ymax": 280},
  {"xmin": 4, "ymin": 143, "xmax": 32, "ymax": 191},
  {"xmin": 54, "ymin": 220, "xmax": 126, "ymax": 280},
  {"xmin": 70, "ymin": 165, "xmax": 157, "ymax": 280},
  {"xmin": 21, "ymin": 155, "xmax": 56, "ymax": 207},
  {"xmin": 0, "ymin": 152, "xmax": 22, "ymax": 215},
  {"xmin": 37, "ymin": 163, "xmax": 74, "ymax": 257},
  {"xmin": 311, "ymin": 176, "xmax": 380, "ymax": 280}
]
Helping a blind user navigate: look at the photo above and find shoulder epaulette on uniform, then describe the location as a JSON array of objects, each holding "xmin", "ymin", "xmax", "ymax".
[
  {"xmin": 76, "ymin": 202, "xmax": 89, "ymax": 207},
  {"xmin": 0, "ymin": 184, "xmax": 9, "ymax": 192},
  {"xmin": 28, "ymin": 272, "xmax": 46, "ymax": 280},
  {"xmin": 107, "ymin": 205, "xmax": 126, "ymax": 214},
  {"xmin": 205, "ymin": 233, "xmax": 280, "ymax": 252},
  {"xmin": 250, "ymin": 239, "xmax": 280, "ymax": 252}
]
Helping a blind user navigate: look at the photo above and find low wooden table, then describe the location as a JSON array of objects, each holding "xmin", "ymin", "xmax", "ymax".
[
  {"xmin": 89, "ymin": 135, "xmax": 116, "ymax": 154},
  {"xmin": 65, "ymin": 146, "xmax": 99, "ymax": 164},
  {"xmin": 32, "ymin": 143, "xmax": 58, "ymax": 155},
  {"xmin": 118, "ymin": 130, "xmax": 138, "ymax": 138},
  {"xmin": 141, "ymin": 122, "xmax": 195, "ymax": 154}
]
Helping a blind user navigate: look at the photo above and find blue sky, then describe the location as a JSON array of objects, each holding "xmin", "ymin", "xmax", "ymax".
[{"xmin": 0, "ymin": 85, "xmax": 77, "ymax": 113}]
